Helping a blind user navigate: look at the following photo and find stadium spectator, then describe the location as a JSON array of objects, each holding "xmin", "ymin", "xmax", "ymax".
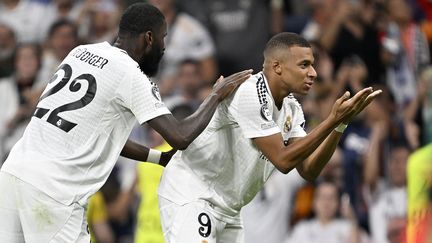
[
  {"xmin": 326, "ymin": 53, "xmax": 389, "ymax": 230},
  {"xmin": 0, "ymin": 23, "xmax": 16, "ymax": 78},
  {"xmin": 318, "ymin": 0, "xmax": 384, "ymax": 87},
  {"xmin": 147, "ymin": 0, "xmax": 217, "ymax": 94},
  {"xmin": 406, "ymin": 143, "xmax": 432, "ymax": 243},
  {"xmin": 381, "ymin": 0, "xmax": 430, "ymax": 116},
  {"xmin": 163, "ymin": 59, "xmax": 207, "ymax": 110},
  {"xmin": 178, "ymin": 0, "xmax": 283, "ymax": 77},
  {"xmin": 87, "ymin": 191, "xmax": 115, "ymax": 243},
  {"xmin": 369, "ymin": 144, "xmax": 410, "ymax": 243},
  {"xmin": 286, "ymin": 181, "xmax": 365, "ymax": 243},
  {"xmin": 0, "ymin": 43, "xmax": 42, "ymax": 163},
  {"xmin": 76, "ymin": 0, "xmax": 120, "ymax": 44},
  {"xmin": 0, "ymin": 3, "xmax": 251, "ymax": 241},
  {"xmin": 401, "ymin": 65, "xmax": 432, "ymax": 149},
  {"xmin": 0, "ymin": 0, "xmax": 49, "ymax": 43},
  {"xmin": 158, "ymin": 32, "xmax": 381, "ymax": 242},
  {"xmin": 300, "ymin": 0, "xmax": 339, "ymax": 42},
  {"xmin": 37, "ymin": 19, "xmax": 80, "ymax": 91},
  {"xmin": 43, "ymin": 0, "xmax": 84, "ymax": 38}
]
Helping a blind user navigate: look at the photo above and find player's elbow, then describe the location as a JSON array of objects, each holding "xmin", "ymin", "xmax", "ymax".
[
  {"xmin": 273, "ymin": 159, "xmax": 297, "ymax": 174},
  {"xmin": 167, "ymin": 136, "xmax": 191, "ymax": 150},
  {"xmin": 297, "ymin": 168, "xmax": 319, "ymax": 182}
]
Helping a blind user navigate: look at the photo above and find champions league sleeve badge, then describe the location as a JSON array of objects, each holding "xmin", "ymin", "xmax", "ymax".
[
  {"xmin": 151, "ymin": 83, "xmax": 162, "ymax": 101},
  {"xmin": 260, "ymin": 103, "xmax": 272, "ymax": 121}
]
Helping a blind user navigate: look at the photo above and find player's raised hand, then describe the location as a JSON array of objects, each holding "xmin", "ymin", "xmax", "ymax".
[
  {"xmin": 212, "ymin": 69, "xmax": 253, "ymax": 101},
  {"xmin": 330, "ymin": 87, "xmax": 382, "ymax": 125}
]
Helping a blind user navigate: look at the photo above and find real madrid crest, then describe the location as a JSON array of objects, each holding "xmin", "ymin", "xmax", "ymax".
[
  {"xmin": 284, "ymin": 116, "xmax": 292, "ymax": 133},
  {"xmin": 260, "ymin": 103, "xmax": 272, "ymax": 121}
]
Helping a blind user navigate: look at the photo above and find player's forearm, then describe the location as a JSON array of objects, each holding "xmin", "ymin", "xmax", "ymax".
[
  {"xmin": 120, "ymin": 139, "xmax": 150, "ymax": 161},
  {"xmin": 173, "ymin": 92, "xmax": 220, "ymax": 149},
  {"xmin": 278, "ymin": 118, "xmax": 338, "ymax": 173},
  {"xmin": 296, "ymin": 131, "xmax": 342, "ymax": 180}
]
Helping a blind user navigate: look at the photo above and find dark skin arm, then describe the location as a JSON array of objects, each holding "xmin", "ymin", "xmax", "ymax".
[
  {"xmin": 120, "ymin": 70, "xmax": 252, "ymax": 164},
  {"xmin": 120, "ymin": 140, "xmax": 176, "ymax": 167},
  {"xmin": 147, "ymin": 70, "xmax": 252, "ymax": 150},
  {"xmin": 253, "ymin": 87, "xmax": 381, "ymax": 180}
]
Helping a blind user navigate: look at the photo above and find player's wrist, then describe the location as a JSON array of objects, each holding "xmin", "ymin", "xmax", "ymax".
[
  {"xmin": 334, "ymin": 123, "xmax": 348, "ymax": 133},
  {"xmin": 146, "ymin": 149, "xmax": 162, "ymax": 164}
]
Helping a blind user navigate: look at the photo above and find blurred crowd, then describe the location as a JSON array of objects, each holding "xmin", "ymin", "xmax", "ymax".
[{"xmin": 0, "ymin": 0, "xmax": 431, "ymax": 243}]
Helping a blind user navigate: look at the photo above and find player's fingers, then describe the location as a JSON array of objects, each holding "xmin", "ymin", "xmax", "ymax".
[
  {"xmin": 352, "ymin": 90, "xmax": 382, "ymax": 117},
  {"xmin": 227, "ymin": 70, "xmax": 252, "ymax": 86},
  {"xmin": 357, "ymin": 90, "xmax": 382, "ymax": 111},
  {"xmin": 213, "ymin": 75, "xmax": 223, "ymax": 88},
  {"xmin": 226, "ymin": 69, "xmax": 253, "ymax": 81},
  {"xmin": 216, "ymin": 75, "xmax": 223, "ymax": 83},
  {"xmin": 350, "ymin": 87, "xmax": 373, "ymax": 106},
  {"xmin": 337, "ymin": 91, "xmax": 351, "ymax": 105}
]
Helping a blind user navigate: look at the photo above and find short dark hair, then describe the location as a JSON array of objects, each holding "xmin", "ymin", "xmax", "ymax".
[
  {"xmin": 119, "ymin": 3, "xmax": 165, "ymax": 37},
  {"xmin": 264, "ymin": 32, "xmax": 311, "ymax": 55}
]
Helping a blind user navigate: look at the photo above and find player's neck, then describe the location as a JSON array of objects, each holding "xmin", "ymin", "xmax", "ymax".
[
  {"xmin": 264, "ymin": 72, "xmax": 288, "ymax": 110},
  {"xmin": 113, "ymin": 37, "xmax": 140, "ymax": 61}
]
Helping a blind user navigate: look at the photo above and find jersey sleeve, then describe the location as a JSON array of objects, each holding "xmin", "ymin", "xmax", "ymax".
[
  {"xmin": 231, "ymin": 81, "xmax": 280, "ymax": 139},
  {"xmin": 116, "ymin": 68, "xmax": 171, "ymax": 124},
  {"xmin": 287, "ymin": 98, "xmax": 307, "ymax": 138}
]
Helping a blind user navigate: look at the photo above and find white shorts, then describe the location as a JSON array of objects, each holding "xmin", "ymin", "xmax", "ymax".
[
  {"xmin": 0, "ymin": 171, "xmax": 90, "ymax": 243},
  {"xmin": 159, "ymin": 197, "xmax": 244, "ymax": 243}
]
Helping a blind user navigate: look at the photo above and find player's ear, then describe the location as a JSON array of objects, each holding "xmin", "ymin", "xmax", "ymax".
[
  {"xmin": 140, "ymin": 31, "xmax": 153, "ymax": 50},
  {"xmin": 273, "ymin": 60, "xmax": 282, "ymax": 75}
]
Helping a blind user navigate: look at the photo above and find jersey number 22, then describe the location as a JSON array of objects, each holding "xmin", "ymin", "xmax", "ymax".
[{"xmin": 33, "ymin": 64, "xmax": 97, "ymax": 132}]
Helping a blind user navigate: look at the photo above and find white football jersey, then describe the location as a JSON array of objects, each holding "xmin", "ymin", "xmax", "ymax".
[
  {"xmin": 2, "ymin": 42, "xmax": 170, "ymax": 205},
  {"xmin": 158, "ymin": 72, "xmax": 306, "ymax": 215}
]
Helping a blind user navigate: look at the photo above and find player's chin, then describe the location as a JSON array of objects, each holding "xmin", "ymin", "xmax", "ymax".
[{"xmin": 298, "ymin": 87, "xmax": 310, "ymax": 95}]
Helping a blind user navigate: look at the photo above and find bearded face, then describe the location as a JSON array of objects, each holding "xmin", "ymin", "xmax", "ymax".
[{"xmin": 138, "ymin": 41, "xmax": 164, "ymax": 77}]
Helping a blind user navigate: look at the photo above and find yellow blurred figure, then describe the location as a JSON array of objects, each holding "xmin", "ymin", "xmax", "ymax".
[
  {"xmin": 407, "ymin": 143, "xmax": 432, "ymax": 243},
  {"xmin": 134, "ymin": 142, "xmax": 172, "ymax": 243},
  {"xmin": 87, "ymin": 191, "xmax": 113, "ymax": 243}
]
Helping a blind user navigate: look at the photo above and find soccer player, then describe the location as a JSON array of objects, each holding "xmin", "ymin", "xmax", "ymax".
[
  {"xmin": 158, "ymin": 32, "xmax": 382, "ymax": 242},
  {"xmin": 0, "ymin": 3, "xmax": 251, "ymax": 242}
]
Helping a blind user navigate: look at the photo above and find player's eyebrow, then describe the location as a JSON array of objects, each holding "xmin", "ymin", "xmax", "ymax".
[{"xmin": 298, "ymin": 59, "xmax": 314, "ymax": 66}]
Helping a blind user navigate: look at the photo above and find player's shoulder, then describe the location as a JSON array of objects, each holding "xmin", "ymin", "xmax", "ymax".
[
  {"xmin": 75, "ymin": 42, "xmax": 133, "ymax": 63},
  {"xmin": 283, "ymin": 93, "xmax": 302, "ymax": 109},
  {"xmin": 236, "ymin": 72, "xmax": 267, "ymax": 96}
]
